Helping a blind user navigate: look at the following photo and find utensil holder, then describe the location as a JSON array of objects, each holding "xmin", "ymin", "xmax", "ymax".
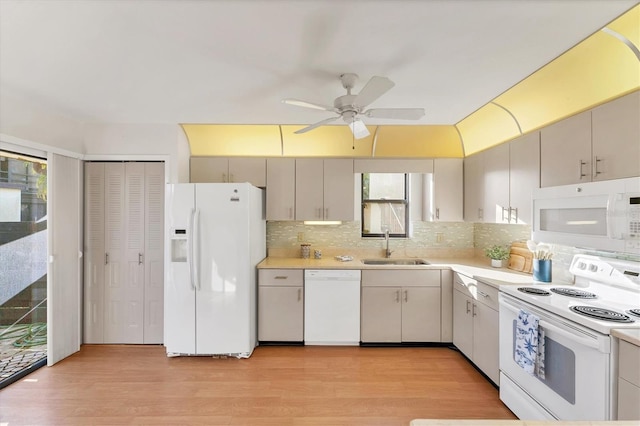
[
  {"xmin": 533, "ymin": 259, "xmax": 552, "ymax": 282},
  {"xmin": 300, "ymin": 244, "xmax": 311, "ymax": 259}
]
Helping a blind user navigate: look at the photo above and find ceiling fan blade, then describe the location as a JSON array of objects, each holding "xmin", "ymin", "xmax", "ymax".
[
  {"xmin": 364, "ymin": 108, "xmax": 425, "ymax": 120},
  {"xmin": 348, "ymin": 119, "xmax": 370, "ymax": 139},
  {"xmin": 353, "ymin": 76, "xmax": 395, "ymax": 108},
  {"xmin": 294, "ymin": 116, "xmax": 340, "ymax": 134},
  {"xmin": 282, "ymin": 98, "xmax": 337, "ymax": 112}
]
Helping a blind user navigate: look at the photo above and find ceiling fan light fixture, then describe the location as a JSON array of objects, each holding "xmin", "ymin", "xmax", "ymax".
[{"xmin": 349, "ymin": 119, "xmax": 370, "ymax": 139}]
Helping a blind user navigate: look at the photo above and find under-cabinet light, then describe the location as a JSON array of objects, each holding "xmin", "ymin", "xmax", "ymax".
[{"xmin": 303, "ymin": 221, "xmax": 343, "ymax": 226}]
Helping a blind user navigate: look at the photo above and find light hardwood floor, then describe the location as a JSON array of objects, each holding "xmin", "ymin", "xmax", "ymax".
[{"xmin": 0, "ymin": 345, "xmax": 516, "ymax": 425}]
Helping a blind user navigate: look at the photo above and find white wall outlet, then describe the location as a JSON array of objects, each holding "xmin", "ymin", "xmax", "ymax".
[
  {"xmin": 298, "ymin": 232, "xmax": 305, "ymax": 242},
  {"xmin": 436, "ymin": 232, "xmax": 444, "ymax": 243}
]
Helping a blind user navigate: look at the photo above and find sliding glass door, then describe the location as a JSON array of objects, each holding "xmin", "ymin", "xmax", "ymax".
[{"xmin": 0, "ymin": 150, "xmax": 48, "ymax": 387}]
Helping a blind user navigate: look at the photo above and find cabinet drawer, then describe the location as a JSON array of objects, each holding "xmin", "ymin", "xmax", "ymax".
[
  {"xmin": 362, "ymin": 269, "xmax": 440, "ymax": 287},
  {"xmin": 259, "ymin": 269, "xmax": 303, "ymax": 286},
  {"xmin": 619, "ymin": 340, "xmax": 640, "ymax": 387},
  {"xmin": 475, "ymin": 280, "xmax": 499, "ymax": 311}
]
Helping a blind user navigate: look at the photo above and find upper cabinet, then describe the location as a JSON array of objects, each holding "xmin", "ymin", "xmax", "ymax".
[
  {"xmin": 591, "ymin": 91, "xmax": 640, "ymax": 182},
  {"xmin": 540, "ymin": 111, "xmax": 592, "ymax": 187},
  {"xmin": 190, "ymin": 157, "xmax": 266, "ymax": 187},
  {"xmin": 464, "ymin": 132, "xmax": 540, "ymax": 224},
  {"xmin": 431, "ymin": 159, "xmax": 463, "ymax": 222},
  {"xmin": 265, "ymin": 158, "xmax": 296, "ymax": 221},
  {"xmin": 295, "ymin": 159, "xmax": 354, "ymax": 221},
  {"xmin": 541, "ymin": 90, "xmax": 640, "ymax": 187}
]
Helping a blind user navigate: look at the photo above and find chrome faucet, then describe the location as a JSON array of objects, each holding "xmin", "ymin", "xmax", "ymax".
[{"xmin": 385, "ymin": 229, "xmax": 393, "ymax": 258}]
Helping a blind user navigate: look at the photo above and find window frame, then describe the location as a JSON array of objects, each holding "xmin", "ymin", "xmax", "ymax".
[{"xmin": 361, "ymin": 173, "xmax": 409, "ymax": 238}]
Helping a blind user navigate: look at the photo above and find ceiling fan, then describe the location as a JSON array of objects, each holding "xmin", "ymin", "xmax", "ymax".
[{"xmin": 282, "ymin": 73, "xmax": 425, "ymax": 139}]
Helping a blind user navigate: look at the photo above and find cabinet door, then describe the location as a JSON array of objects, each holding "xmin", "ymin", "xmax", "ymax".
[
  {"xmin": 452, "ymin": 289, "xmax": 473, "ymax": 358},
  {"xmin": 483, "ymin": 143, "xmax": 510, "ymax": 223},
  {"xmin": 540, "ymin": 111, "xmax": 592, "ymax": 187},
  {"xmin": 295, "ymin": 159, "xmax": 324, "ymax": 220},
  {"xmin": 360, "ymin": 287, "xmax": 402, "ymax": 342},
  {"xmin": 266, "ymin": 158, "xmax": 296, "ymax": 220},
  {"xmin": 401, "ymin": 286, "xmax": 441, "ymax": 342},
  {"xmin": 509, "ymin": 132, "xmax": 540, "ymax": 225},
  {"xmin": 592, "ymin": 91, "xmax": 640, "ymax": 181},
  {"xmin": 323, "ymin": 159, "xmax": 354, "ymax": 221},
  {"xmin": 258, "ymin": 286, "xmax": 303, "ymax": 341},
  {"xmin": 190, "ymin": 157, "xmax": 228, "ymax": 183},
  {"xmin": 464, "ymin": 153, "xmax": 484, "ymax": 222},
  {"xmin": 433, "ymin": 159, "xmax": 463, "ymax": 222},
  {"xmin": 228, "ymin": 157, "xmax": 266, "ymax": 187},
  {"xmin": 472, "ymin": 302, "xmax": 499, "ymax": 385}
]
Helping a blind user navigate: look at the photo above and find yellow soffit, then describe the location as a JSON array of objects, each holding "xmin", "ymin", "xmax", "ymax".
[
  {"xmin": 373, "ymin": 126, "xmax": 463, "ymax": 158},
  {"xmin": 280, "ymin": 125, "xmax": 375, "ymax": 157},
  {"xmin": 181, "ymin": 124, "xmax": 283, "ymax": 156},
  {"xmin": 456, "ymin": 103, "xmax": 522, "ymax": 156},
  {"xmin": 458, "ymin": 4, "xmax": 640, "ymax": 156}
]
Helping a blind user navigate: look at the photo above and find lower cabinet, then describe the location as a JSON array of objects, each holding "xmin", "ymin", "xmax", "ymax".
[
  {"xmin": 361, "ymin": 270, "xmax": 442, "ymax": 343},
  {"xmin": 453, "ymin": 272, "xmax": 499, "ymax": 385},
  {"xmin": 258, "ymin": 269, "xmax": 304, "ymax": 342},
  {"xmin": 618, "ymin": 339, "xmax": 640, "ymax": 420}
]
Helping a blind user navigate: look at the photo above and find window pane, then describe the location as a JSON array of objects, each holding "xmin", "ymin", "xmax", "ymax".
[
  {"xmin": 362, "ymin": 201, "xmax": 406, "ymax": 235},
  {"xmin": 0, "ymin": 151, "xmax": 47, "ymax": 387},
  {"xmin": 363, "ymin": 173, "xmax": 405, "ymax": 200}
]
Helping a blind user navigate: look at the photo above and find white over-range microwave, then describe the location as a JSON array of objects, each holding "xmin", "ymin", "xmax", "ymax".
[{"xmin": 532, "ymin": 177, "xmax": 640, "ymax": 255}]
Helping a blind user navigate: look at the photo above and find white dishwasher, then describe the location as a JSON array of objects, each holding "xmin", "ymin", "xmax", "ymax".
[{"xmin": 304, "ymin": 269, "xmax": 361, "ymax": 345}]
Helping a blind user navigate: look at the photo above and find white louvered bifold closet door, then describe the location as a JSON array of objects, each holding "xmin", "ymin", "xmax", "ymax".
[
  {"xmin": 48, "ymin": 153, "xmax": 82, "ymax": 365},
  {"xmin": 83, "ymin": 163, "xmax": 106, "ymax": 343},
  {"xmin": 143, "ymin": 163, "xmax": 164, "ymax": 343},
  {"xmin": 84, "ymin": 162, "xmax": 164, "ymax": 344}
]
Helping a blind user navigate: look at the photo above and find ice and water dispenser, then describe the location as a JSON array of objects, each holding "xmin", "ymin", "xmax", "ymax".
[{"xmin": 171, "ymin": 229, "xmax": 188, "ymax": 262}]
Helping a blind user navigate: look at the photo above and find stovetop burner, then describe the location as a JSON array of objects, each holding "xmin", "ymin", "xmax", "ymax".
[
  {"xmin": 570, "ymin": 306, "xmax": 634, "ymax": 323},
  {"xmin": 627, "ymin": 309, "xmax": 640, "ymax": 318},
  {"xmin": 517, "ymin": 287, "xmax": 551, "ymax": 296},
  {"xmin": 550, "ymin": 287, "xmax": 597, "ymax": 299}
]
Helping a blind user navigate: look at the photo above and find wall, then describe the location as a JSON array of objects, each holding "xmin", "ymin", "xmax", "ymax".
[
  {"xmin": 83, "ymin": 123, "xmax": 190, "ymax": 183},
  {"xmin": 0, "ymin": 89, "xmax": 84, "ymax": 154}
]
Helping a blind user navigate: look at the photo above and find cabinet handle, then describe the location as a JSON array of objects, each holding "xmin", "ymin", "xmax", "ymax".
[
  {"xmin": 509, "ymin": 207, "xmax": 518, "ymax": 224},
  {"xmin": 466, "ymin": 300, "xmax": 470, "ymax": 314},
  {"xmin": 501, "ymin": 207, "xmax": 509, "ymax": 222},
  {"xmin": 404, "ymin": 290, "xmax": 408, "ymax": 303},
  {"xmin": 578, "ymin": 160, "xmax": 587, "ymax": 180},
  {"xmin": 274, "ymin": 276, "xmax": 288, "ymax": 280},
  {"xmin": 297, "ymin": 288, "xmax": 302, "ymax": 301},
  {"xmin": 105, "ymin": 253, "xmax": 109, "ymax": 265},
  {"xmin": 472, "ymin": 303, "xmax": 477, "ymax": 317},
  {"xmin": 395, "ymin": 289, "xmax": 400, "ymax": 303},
  {"xmin": 435, "ymin": 208, "xmax": 440, "ymax": 220},
  {"xmin": 593, "ymin": 156, "xmax": 602, "ymax": 178},
  {"xmin": 478, "ymin": 290, "xmax": 489, "ymax": 298},
  {"xmin": 222, "ymin": 173, "xmax": 227, "ymax": 183},
  {"xmin": 478, "ymin": 208, "xmax": 484, "ymax": 220},
  {"xmin": 138, "ymin": 253, "xmax": 143, "ymax": 265},
  {"xmin": 325, "ymin": 208, "xmax": 329, "ymax": 219}
]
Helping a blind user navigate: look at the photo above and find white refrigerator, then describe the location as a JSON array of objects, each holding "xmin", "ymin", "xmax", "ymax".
[{"xmin": 164, "ymin": 183, "xmax": 266, "ymax": 358}]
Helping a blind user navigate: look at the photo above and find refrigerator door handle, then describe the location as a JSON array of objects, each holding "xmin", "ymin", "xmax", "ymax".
[
  {"xmin": 194, "ymin": 208, "xmax": 201, "ymax": 290},
  {"xmin": 188, "ymin": 208, "xmax": 196, "ymax": 290}
]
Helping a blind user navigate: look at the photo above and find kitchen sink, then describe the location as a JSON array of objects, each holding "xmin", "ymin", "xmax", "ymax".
[{"xmin": 361, "ymin": 258, "xmax": 430, "ymax": 265}]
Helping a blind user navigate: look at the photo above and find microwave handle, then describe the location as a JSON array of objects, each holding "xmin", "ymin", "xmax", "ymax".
[{"xmin": 606, "ymin": 193, "xmax": 624, "ymax": 240}]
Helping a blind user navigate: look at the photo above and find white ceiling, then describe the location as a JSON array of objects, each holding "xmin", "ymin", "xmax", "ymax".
[{"xmin": 0, "ymin": 0, "xmax": 637, "ymax": 127}]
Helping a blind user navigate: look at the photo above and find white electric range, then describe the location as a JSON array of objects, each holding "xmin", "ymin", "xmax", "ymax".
[{"xmin": 498, "ymin": 254, "xmax": 640, "ymax": 421}]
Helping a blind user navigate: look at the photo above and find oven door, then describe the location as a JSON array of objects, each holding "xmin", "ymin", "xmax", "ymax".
[{"xmin": 499, "ymin": 293, "xmax": 612, "ymax": 420}]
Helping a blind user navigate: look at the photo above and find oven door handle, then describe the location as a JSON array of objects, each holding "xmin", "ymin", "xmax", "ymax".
[
  {"xmin": 537, "ymin": 319, "xmax": 601, "ymax": 350},
  {"xmin": 500, "ymin": 296, "xmax": 603, "ymax": 351}
]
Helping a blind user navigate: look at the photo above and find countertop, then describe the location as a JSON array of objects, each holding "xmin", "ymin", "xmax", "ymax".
[
  {"xmin": 257, "ymin": 256, "xmax": 536, "ymax": 289},
  {"xmin": 612, "ymin": 328, "xmax": 640, "ymax": 346},
  {"xmin": 410, "ymin": 421, "xmax": 639, "ymax": 426}
]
